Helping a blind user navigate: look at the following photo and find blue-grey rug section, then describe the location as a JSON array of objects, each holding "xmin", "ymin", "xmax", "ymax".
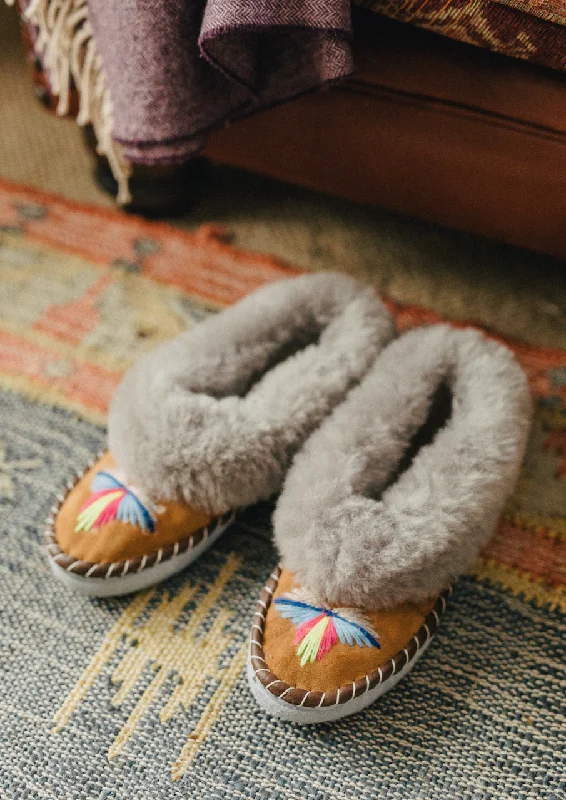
[{"xmin": 0, "ymin": 387, "xmax": 564, "ymax": 800}]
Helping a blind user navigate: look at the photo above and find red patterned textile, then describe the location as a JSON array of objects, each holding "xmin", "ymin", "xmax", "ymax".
[
  {"xmin": 494, "ymin": 0, "xmax": 566, "ymax": 27},
  {"xmin": 355, "ymin": 0, "xmax": 566, "ymax": 71}
]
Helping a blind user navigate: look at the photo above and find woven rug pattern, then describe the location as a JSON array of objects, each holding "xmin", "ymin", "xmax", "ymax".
[{"xmin": 0, "ymin": 180, "xmax": 564, "ymax": 799}]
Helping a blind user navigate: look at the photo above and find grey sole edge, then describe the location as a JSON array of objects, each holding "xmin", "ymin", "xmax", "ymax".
[
  {"xmin": 47, "ymin": 517, "xmax": 233, "ymax": 597},
  {"xmin": 246, "ymin": 637, "xmax": 432, "ymax": 724}
]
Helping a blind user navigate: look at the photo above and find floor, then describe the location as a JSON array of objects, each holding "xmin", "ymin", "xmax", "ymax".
[{"xmin": 1, "ymin": 1, "xmax": 565, "ymax": 348}]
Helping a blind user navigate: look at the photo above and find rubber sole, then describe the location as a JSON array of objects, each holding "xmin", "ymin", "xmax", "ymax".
[
  {"xmin": 247, "ymin": 637, "xmax": 432, "ymax": 724},
  {"xmin": 48, "ymin": 516, "xmax": 232, "ymax": 597}
]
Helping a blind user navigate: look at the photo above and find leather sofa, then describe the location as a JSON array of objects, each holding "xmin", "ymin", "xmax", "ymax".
[
  {"xmin": 17, "ymin": 6, "xmax": 566, "ymax": 258},
  {"xmin": 204, "ymin": 12, "xmax": 566, "ymax": 259}
]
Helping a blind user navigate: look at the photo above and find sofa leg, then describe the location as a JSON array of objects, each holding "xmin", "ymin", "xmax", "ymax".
[{"xmin": 83, "ymin": 127, "xmax": 211, "ymax": 217}]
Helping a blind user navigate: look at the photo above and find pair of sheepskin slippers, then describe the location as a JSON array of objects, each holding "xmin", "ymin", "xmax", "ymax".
[{"xmin": 47, "ymin": 274, "xmax": 531, "ymax": 723}]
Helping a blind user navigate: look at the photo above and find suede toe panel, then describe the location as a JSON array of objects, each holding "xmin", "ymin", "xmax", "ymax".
[
  {"xmin": 261, "ymin": 570, "xmax": 436, "ymax": 693},
  {"xmin": 54, "ymin": 452, "xmax": 212, "ymax": 565}
]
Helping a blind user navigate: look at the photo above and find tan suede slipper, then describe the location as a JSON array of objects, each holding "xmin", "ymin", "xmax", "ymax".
[
  {"xmin": 247, "ymin": 568, "xmax": 450, "ymax": 723},
  {"xmin": 248, "ymin": 326, "xmax": 530, "ymax": 722},
  {"xmin": 46, "ymin": 274, "xmax": 396, "ymax": 596},
  {"xmin": 45, "ymin": 451, "xmax": 235, "ymax": 597}
]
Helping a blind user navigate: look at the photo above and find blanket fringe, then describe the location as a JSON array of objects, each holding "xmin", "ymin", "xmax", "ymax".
[{"xmin": 15, "ymin": 0, "xmax": 131, "ymax": 203}]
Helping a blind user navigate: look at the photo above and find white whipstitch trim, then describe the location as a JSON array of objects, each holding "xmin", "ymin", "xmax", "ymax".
[
  {"xmin": 49, "ymin": 454, "xmax": 234, "ymax": 580},
  {"xmin": 252, "ymin": 570, "xmax": 448, "ymax": 710},
  {"xmin": 59, "ymin": 517, "xmax": 216, "ymax": 580}
]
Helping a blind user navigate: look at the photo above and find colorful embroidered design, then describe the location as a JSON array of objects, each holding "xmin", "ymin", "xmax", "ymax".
[
  {"xmin": 75, "ymin": 471, "xmax": 159, "ymax": 533},
  {"xmin": 275, "ymin": 590, "xmax": 380, "ymax": 666}
]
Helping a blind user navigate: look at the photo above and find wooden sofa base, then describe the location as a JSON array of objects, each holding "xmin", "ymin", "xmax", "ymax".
[{"xmin": 203, "ymin": 16, "xmax": 566, "ymax": 259}]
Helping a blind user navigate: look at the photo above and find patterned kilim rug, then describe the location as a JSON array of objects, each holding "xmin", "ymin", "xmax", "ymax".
[{"xmin": 0, "ymin": 179, "xmax": 565, "ymax": 800}]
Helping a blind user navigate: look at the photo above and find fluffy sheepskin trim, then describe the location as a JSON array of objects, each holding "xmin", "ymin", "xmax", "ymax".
[
  {"xmin": 108, "ymin": 273, "xmax": 395, "ymax": 513},
  {"xmin": 274, "ymin": 325, "xmax": 532, "ymax": 609}
]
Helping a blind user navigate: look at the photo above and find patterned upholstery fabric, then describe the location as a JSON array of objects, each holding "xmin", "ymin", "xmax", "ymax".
[
  {"xmin": 494, "ymin": 0, "xmax": 566, "ymax": 26},
  {"xmin": 354, "ymin": 0, "xmax": 566, "ymax": 71}
]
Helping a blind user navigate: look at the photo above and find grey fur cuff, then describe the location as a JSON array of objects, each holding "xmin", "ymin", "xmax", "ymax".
[
  {"xmin": 108, "ymin": 273, "xmax": 395, "ymax": 513},
  {"xmin": 274, "ymin": 325, "xmax": 532, "ymax": 609}
]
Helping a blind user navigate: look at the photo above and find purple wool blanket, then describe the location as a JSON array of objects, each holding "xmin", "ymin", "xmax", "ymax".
[{"xmin": 86, "ymin": 0, "xmax": 353, "ymax": 165}]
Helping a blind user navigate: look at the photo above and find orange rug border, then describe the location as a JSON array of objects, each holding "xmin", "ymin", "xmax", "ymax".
[
  {"xmin": 0, "ymin": 177, "xmax": 301, "ymax": 306},
  {"xmin": 0, "ymin": 176, "xmax": 294, "ymax": 268},
  {"xmin": 1, "ymin": 174, "xmax": 565, "ymax": 359}
]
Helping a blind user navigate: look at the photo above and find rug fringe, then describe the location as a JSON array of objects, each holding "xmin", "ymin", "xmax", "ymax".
[{"xmin": 17, "ymin": 0, "xmax": 131, "ymax": 203}]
